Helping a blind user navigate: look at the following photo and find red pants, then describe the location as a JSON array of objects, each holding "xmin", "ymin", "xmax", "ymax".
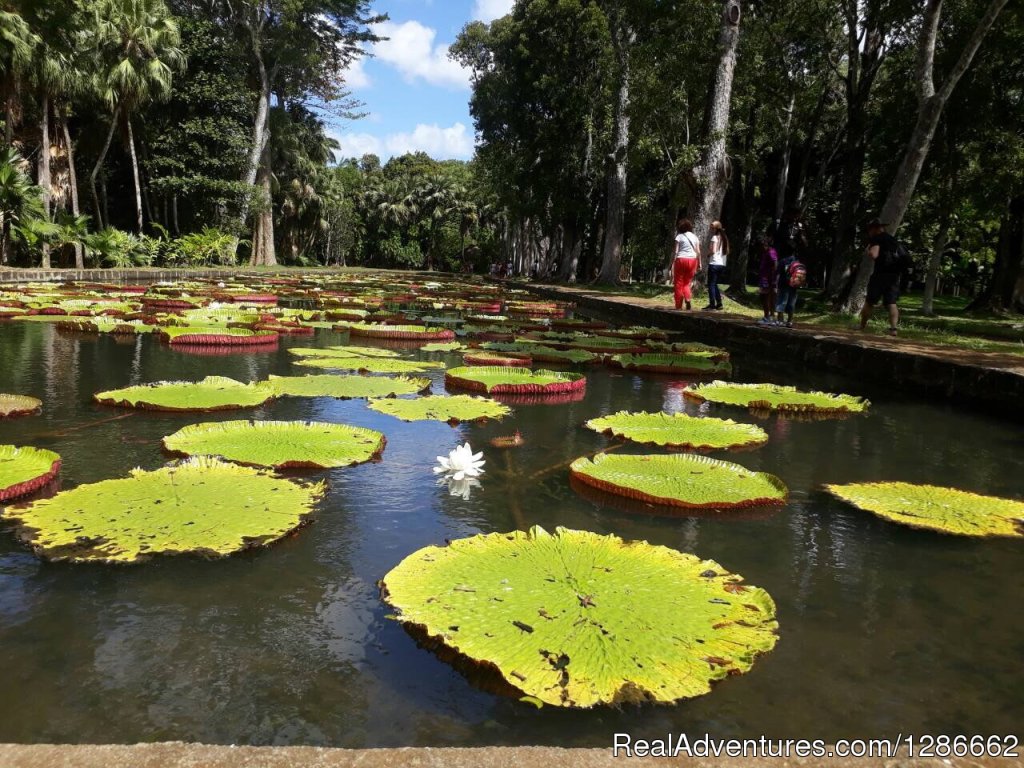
[{"xmin": 673, "ymin": 257, "xmax": 699, "ymax": 308}]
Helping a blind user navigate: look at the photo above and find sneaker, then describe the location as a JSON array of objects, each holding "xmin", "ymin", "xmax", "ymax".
[
  {"xmin": 785, "ymin": 321, "xmax": 793, "ymax": 328},
  {"xmin": 887, "ymin": 327, "xmax": 898, "ymax": 336},
  {"xmin": 757, "ymin": 317, "xmax": 773, "ymax": 326},
  {"xmin": 701, "ymin": 305, "xmax": 715, "ymax": 311}
]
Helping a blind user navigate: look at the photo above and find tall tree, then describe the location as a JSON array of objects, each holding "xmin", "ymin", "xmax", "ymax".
[
  {"xmin": 216, "ymin": 0, "xmax": 380, "ymax": 266},
  {"xmin": 844, "ymin": 0, "xmax": 1011, "ymax": 311},
  {"xmin": 0, "ymin": 8, "xmax": 37, "ymax": 143},
  {"xmin": 92, "ymin": 0, "xmax": 185, "ymax": 233}
]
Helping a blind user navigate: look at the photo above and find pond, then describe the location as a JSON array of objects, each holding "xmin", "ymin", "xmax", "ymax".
[{"xmin": 0, "ymin": 309, "xmax": 1021, "ymax": 748}]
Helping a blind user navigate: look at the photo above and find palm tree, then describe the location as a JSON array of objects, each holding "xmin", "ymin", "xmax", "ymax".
[
  {"xmin": 90, "ymin": 0, "xmax": 184, "ymax": 232},
  {"xmin": 0, "ymin": 9, "xmax": 38, "ymax": 143},
  {"xmin": 0, "ymin": 146, "xmax": 44, "ymax": 265}
]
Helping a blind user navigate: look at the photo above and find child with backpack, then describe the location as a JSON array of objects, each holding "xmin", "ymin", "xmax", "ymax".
[{"xmin": 776, "ymin": 254, "xmax": 807, "ymax": 327}]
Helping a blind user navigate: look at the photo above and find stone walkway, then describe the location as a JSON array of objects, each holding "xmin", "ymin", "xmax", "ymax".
[{"xmin": 523, "ymin": 283, "xmax": 1024, "ymax": 418}]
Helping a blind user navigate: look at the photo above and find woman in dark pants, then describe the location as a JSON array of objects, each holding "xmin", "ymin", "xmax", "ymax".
[{"xmin": 703, "ymin": 221, "xmax": 729, "ymax": 311}]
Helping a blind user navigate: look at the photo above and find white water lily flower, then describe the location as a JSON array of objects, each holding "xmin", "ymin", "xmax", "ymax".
[{"xmin": 434, "ymin": 442, "xmax": 485, "ymax": 482}]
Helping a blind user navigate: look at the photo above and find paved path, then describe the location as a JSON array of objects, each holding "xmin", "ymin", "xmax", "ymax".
[{"xmin": 523, "ymin": 283, "xmax": 1024, "ymax": 417}]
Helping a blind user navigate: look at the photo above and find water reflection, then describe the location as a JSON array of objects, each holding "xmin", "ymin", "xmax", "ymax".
[{"xmin": 0, "ymin": 322, "xmax": 1020, "ymax": 746}]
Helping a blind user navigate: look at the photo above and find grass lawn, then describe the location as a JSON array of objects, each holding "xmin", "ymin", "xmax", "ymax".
[{"xmin": 539, "ymin": 280, "xmax": 1024, "ymax": 356}]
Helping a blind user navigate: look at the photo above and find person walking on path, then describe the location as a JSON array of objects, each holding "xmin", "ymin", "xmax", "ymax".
[
  {"xmin": 757, "ymin": 235, "xmax": 779, "ymax": 325},
  {"xmin": 672, "ymin": 218, "xmax": 701, "ymax": 311},
  {"xmin": 859, "ymin": 218, "xmax": 907, "ymax": 336},
  {"xmin": 703, "ymin": 221, "xmax": 729, "ymax": 311}
]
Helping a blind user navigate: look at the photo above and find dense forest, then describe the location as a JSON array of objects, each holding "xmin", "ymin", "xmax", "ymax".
[{"xmin": 1, "ymin": 0, "xmax": 1022, "ymax": 312}]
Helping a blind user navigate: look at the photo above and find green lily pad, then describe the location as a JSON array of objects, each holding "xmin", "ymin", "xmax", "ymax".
[
  {"xmin": 381, "ymin": 525, "xmax": 778, "ymax": 708},
  {"xmin": 295, "ymin": 357, "xmax": 443, "ymax": 374},
  {"xmin": 685, "ymin": 381, "xmax": 869, "ymax": 414},
  {"xmin": 0, "ymin": 445, "xmax": 62, "ymax": 501},
  {"xmin": 481, "ymin": 342, "xmax": 597, "ymax": 364},
  {"xmin": 264, "ymin": 374, "xmax": 430, "ymax": 399},
  {"xmin": 610, "ymin": 353, "xmax": 732, "ymax": 376},
  {"xmin": 367, "ymin": 395, "xmax": 511, "ymax": 424},
  {"xmin": 446, "ymin": 366, "xmax": 586, "ymax": 395},
  {"xmin": 1, "ymin": 457, "xmax": 326, "ymax": 564},
  {"xmin": 0, "ymin": 394, "xmax": 42, "ymax": 418},
  {"xmin": 160, "ymin": 325, "xmax": 278, "ymax": 345},
  {"xmin": 825, "ymin": 482, "xmax": 1024, "ymax": 537},
  {"xmin": 287, "ymin": 345, "xmax": 400, "ymax": 358},
  {"xmin": 348, "ymin": 323, "xmax": 456, "ymax": 341},
  {"xmin": 95, "ymin": 376, "xmax": 274, "ymax": 412},
  {"xmin": 163, "ymin": 420, "xmax": 385, "ymax": 469},
  {"xmin": 585, "ymin": 411, "xmax": 768, "ymax": 451},
  {"xmin": 421, "ymin": 341, "xmax": 467, "ymax": 352},
  {"xmin": 570, "ymin": 452, "xmax": 787, "ymax": 509}
]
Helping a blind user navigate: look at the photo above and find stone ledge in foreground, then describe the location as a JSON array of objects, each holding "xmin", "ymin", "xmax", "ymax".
[{"xmin": 0, "ymin": 744, "xmax": 1022, "ymax": 768}]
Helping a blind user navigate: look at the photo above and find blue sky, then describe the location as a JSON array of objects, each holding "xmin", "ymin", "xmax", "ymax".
[{"xmin": 328, "ymin": 0, "xmax": 514, "ymax": 162}]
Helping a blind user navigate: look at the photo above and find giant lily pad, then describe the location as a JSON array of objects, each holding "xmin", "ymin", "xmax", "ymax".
[
  {"xmin": 585, "ymin": 411, "xmax": 768, "ymax": 451},
  {"xmin": 825, "ymin": 482, "xmax": 1024, "ymax": 537},
  {"xmin": 0, "ymin": 394, "xmax": 42, "ymax": 418},
  {"xmin": 265, "ymin": 374, "xmax": 430, "ymax": 399},
  {"xmin": 0, "ymin": 445, "xmax": 61, "ymax": 501},
  {"xmin": 160, "ymin": 325, "xmax": 278, "ymax": 346},
  {"xmin": 368, "ymin": 395, "xmax": 510, "ymax": 424},
  {"xmin": 570, "ymin": 453, "xmax": 787, "ymax": 509},
  {"xmin": 295, "ymin": 357, "xmax": 443, "ymax": 374},
  {"xmin": 1, "ymin": 457, "xmax": 325, "ymax": 563},
  {"xmin": 446, "ymin": 366, "xmax": 586, "ymax": 396},
  {"xmin": 287, "ymin": 345, "xmax": 400, "ymax": 358},
  {"xmin": 347, "ymin": 323, "xmax": 455, "ymax": 341},
  {"xmin": 684, "ymin": 381, "xmax": 869, "ymax": 414},
  {"xmin": 609, "ymin": 353, "xmax": 732, "ymax": 376},
  {"xmin": 381, "ymin": 525, "xmax": 778, "ymax": 708},
  {"xmin": 163, "ymin": 420, "xmax": 385, "ymax": 469},
  {"xmin": 95, "ymin": 376, "xmax": 273, "ymax": 412}
]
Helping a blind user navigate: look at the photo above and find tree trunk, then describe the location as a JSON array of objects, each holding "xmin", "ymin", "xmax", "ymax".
[
  {"xmin": 239, "ymin": 45, "xmax": 272, "ymax": 228},
  {"xmin": 61, "ymin": 113, "xmax": 84, "ymax": 268},
  {"xmin": 921, "ymin": 212, "xmax": 951, "ymax": 316},
  {"xmin": 690, "ymin": 0, "xmax": 742, "ymax": 251},
  {"xmin": 89, "ymin": 108, "xmax": 119, "ymax": 231},
  {"xmin": 971, "ymin": 195, "xmax": 1024, "ymax": 313},
  {"xmin": 596, "ymin": 16, "xmax": 635, "ymax": 285},
  {"xmin": 250, "ymin": 140, "xmax": 276, "ymax": 266},
  {"xmin": 774, "ymin": 92, "xmax": 796, "ymax": 221},
  {"xmin": 845, "ymin": 0, "xmax": 1008, "ymax": 313},
  {"xmin": 38, "ymin": 93, "xmax": 51, "ymax": 269},
  {"xmin": 172, "ymin": 194, "xmax": 180, "ymax": 234},
  {"xmin": 125, "ymin": 116, "xmax": 144, "ymax": 233}
]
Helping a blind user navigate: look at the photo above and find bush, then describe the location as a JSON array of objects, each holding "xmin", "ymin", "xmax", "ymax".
[
  {"xmin": 84, "ymin": 228, "xmax": 158, "ymax": 268},
  {"xmin": 164, "ymin": 228, "xmax": 238, "ymax": 267}
]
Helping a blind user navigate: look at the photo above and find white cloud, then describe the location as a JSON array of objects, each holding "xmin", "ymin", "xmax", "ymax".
[
  {"xmin": 385, "ymin": 123, "xmax": 474, "ymax": 159},
  {"xmin": 331, "ymin": 122, "xmax": 475, "ymax": 161},
  {"xmin": 472, "ymin": 0, "xmax": 514, "ymax": 22},
  {"xmin": 345, "ymin": 57, "xmax": 371, "ymax": 90},
  {"xmin": 373, "ymin": 20, "xmax": 470, "ymax": 90}
]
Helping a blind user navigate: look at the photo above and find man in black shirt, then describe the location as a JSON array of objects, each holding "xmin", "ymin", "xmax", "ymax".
[{"xmin": 859, "ymin": 219, "xmax": 903, "ymax": 336}]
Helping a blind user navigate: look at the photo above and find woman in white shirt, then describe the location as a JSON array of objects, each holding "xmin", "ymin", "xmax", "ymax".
[
  {"xmin": 703, "ymin": 220, "xmax": 730, "ymax": 310},
  {"xmin": 672, "ymin": 218, "xmax": 701, "ymax": 310}
]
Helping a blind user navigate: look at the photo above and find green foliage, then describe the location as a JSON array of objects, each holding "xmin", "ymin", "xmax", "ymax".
[
  {"xmin": 84, "ymin": 228, "xmax": 159, "ymax": 268},
  {"xmin": 381, "ymin": 526, "xmax": 779, "ymax": 708},
  {"xmin": 163, "ymin": 227, "xmax": 238, "ymax": 266},
  {"xmin": 0, "ymin": 457, "xmax": 325, "ymax": 563}
]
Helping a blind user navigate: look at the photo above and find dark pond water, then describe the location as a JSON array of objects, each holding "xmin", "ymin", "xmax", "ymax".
[{"xmin": 0, "ymin": 320, "xmax": 1021, "ymax": 748}]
